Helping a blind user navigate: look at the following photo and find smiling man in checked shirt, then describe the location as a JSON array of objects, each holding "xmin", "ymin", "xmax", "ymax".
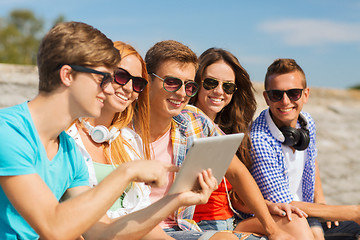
[{"xmin": 250, "ymin": 58, "xmax": 360, "ymax": 240}]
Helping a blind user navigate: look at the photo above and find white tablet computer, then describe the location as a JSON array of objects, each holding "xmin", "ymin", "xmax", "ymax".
[{"xmin": 168, "ymin": 133, "xmax": 244, "ymax": 194}]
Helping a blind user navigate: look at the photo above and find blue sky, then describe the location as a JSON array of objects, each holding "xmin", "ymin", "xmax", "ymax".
[{"xmin": 1, "ymin": 0, "xmax": 359, "ymax": 89}]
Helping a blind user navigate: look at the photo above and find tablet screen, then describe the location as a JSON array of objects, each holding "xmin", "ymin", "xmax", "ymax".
[{"xmin": 168, "ymin": 133, "xmax": 244, "ymax": 194}]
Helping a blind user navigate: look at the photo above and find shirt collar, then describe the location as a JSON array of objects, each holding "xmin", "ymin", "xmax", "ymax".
[
  {"xmin": 173, "ymin": 111, "xmax": 190, "ymax": 128},
  {"xmin": 265, "ymin": 108, "xmax": 286, "ymax": 143},
  {"xmin": 265, "ymin": 109, "xmax": 308, "ymax": 143}
]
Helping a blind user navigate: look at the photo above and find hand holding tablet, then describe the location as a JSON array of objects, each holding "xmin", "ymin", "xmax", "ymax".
[{"xmin": 168, "ymin": 133, "xmax": 244, "ymax": 194}]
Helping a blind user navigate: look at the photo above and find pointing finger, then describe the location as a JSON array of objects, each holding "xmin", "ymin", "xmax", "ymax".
[{"xmin": 167, "ymin": 165, "xmax": 180, "ymax": 172}]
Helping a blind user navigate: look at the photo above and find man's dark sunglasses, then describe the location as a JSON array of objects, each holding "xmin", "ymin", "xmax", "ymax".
[
  {"xmin": 266, "ymin": 88, "xmax": 304, "ymax": 102},
  {"xmin": 114, "ymin": 68, "xmax": 148, "ymax": 93},
  {"xmin": 202, "ymin": 78, "xmax": 237, "ymax": 95},
  {"xmin": 62, "ymin": 64, "xmax": 113, "ymax": 89},
  {"xmin": 151, "ymin": 73, "xmax": 199, "ymax": 97}
]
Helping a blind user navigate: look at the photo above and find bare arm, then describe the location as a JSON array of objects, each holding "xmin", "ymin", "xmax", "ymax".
[
  {"xmin": 225, "ymin": 156, "xmax": 294, "ymax": 240},
  {"xmin": 290, "ymin": 201, "xmax": 360, "ymax": 224},
  {"xmin": 0, "ymin": 160, "xmax": 177, "ymax": 240},
  {"xmin": 312, "ymin": 159, "xmax": 341, "ymax": 228},
  {"xmin": 313, "ymin": 159, "xmax": 326, "ymax": 204},
  {"xmin": 84, "ymin": 194, "xmax": 184, "ymax": 240},
  {"xmin": 140, "ymin": 225, "xmax": 174, "ymax": 240},
  {"xmin": 83, "ymin": 169, "xmax": 217, "ymax": 240},
  {"xmin": 231, "ymin": 192, "xmax": 307, "ymax": 220}
]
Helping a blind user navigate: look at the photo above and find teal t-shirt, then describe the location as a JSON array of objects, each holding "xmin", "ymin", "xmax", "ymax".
[
  {"xmin": 93, "ymin": 162, "xmax": 131, "ymax": 211},
  {"xmin": 0, "ymin": 102, "xmax": 89, "ymax": 239}
]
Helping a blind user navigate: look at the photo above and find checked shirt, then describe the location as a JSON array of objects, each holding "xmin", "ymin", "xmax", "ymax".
[
  {"xmin": 171, "ymin": 105, "xmax": 223, "ymax": 231},
  {"xmin": 250, "ymin": 109, "xmax": 317, "ymax": 204}
]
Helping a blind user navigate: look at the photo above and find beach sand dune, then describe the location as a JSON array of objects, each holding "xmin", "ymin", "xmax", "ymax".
[{"xmin": 1, "ymin": 63, "xmax": 359, "ymax": 205}]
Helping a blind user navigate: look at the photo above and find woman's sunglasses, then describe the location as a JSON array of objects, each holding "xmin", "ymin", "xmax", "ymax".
[
  {"xmin": 65, "ymin": 64, "xmax": 113, "ymax": 89},
  {"xmin": 265, "ymin": 88, "xmax": 303, "ymax": 102},
  {"xmin": 202, "ymin": 78, "xmax": 237, "ymax": 95},
  {"xmin": 114, "ymin": 68, "xmax": 148, "ymax": 93},
  {"xmin": 151, "ymin": 73, "xmax": 199, "ymax": 97}
]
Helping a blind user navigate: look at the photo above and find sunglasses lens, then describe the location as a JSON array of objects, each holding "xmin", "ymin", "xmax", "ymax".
[
  {"xmin": 163, "ymin": 77, "xmax": 182, "ymax": 92},
  {"xmin": 114, "ymin": 68, "xmax": 130, "ymax": 85},
  {"xmin": 185, "ymin": 81, "xmax": 199, "ymax": 97},
  {"xmin": 267, "ymin": 90, "xmax": 284, "ymax": 102},
  {"xmin": 202, "ymin": 78, "xmax": 218, "ymax": 90},
  {"xmin": 115, "ymin": 68, "xmax": 148, "ymax": 93},
  {"xmin": 203, "ymin": 78, "xmax": 236, "ymax": 95},
  {"xmin": 287, "ymin": 89, "xmax": 303, "ymax": 101},
  {"xmin": 223, "ymin": 83, "xmax": 237, "ymax": 94},
  {"xmin": 267, "ymin": 89, "xmax": 303, "ymax": 102},
  {"xmin": 132, "ymin": 77, "xmax": 148, "ymax": 93},
  {"xmin": 100, "ymin": 74, "xmax": 113, "ymax": 89}
]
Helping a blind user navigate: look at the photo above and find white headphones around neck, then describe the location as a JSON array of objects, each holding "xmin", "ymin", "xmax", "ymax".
[{"xmin": 81, "ymin": 118, "xmax": 120, "ymax": 144}]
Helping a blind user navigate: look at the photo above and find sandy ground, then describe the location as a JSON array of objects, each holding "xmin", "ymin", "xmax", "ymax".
[{"xmin": 1, "ymin": 63, "xmax": 359, "ymax": 205}]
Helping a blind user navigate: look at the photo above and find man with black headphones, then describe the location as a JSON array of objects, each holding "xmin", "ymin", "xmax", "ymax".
[{"xmin": 250, "ymin": 58, "xmax": 360, "ymax": 240}]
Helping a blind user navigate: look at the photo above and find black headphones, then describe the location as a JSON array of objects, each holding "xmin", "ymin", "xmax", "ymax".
[
  {"xmin": 279, "ymin": 114, "xmax": 310, "ymax": 151},
  {"xmin": 81, "ymin": 119, "xmax": 120, "ymax": 144}
]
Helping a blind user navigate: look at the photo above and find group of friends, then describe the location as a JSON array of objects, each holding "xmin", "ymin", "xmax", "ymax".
[{"xmin": 0, "ymin": 21, "xmax": 360, "ymax": 240}]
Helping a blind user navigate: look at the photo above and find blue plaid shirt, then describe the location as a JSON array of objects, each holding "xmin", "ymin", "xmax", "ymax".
[{"xmin": 250, "ymin": 109, "xmax": 317, "ymax": 203}]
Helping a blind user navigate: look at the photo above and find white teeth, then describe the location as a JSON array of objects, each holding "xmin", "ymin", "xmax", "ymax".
[
  {"xmin": 98, "ymin": 98, "xmax": 104, "ymax": 103},
  {"xmin": 115, "ymin": 92, "xmax": 129, "ymax": 101},
  {"xmin": 280, "ymin": 108, "xmax": 292, "ymax": 112},
  {"xmin": 169, "ymin": 99, "xmax": 181, "ymax": 105},
  {"xmin": 209, "ymin": 97, "xmax": 222, "ymax": 102}
]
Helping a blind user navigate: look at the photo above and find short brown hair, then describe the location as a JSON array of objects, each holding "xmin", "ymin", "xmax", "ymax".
[
  {"xmin": 145, "ymin": 40, "xmax": 198, "ymax": 75},
  {"xmin": 265, "ymin": 58, "xmax": 306, "ymax": 89},
  {"xmin": 37, "ymin": 21, "xmax": 120, "ymax": 92}
]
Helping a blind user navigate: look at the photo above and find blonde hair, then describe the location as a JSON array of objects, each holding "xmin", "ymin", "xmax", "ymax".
[
  {"xmin": 78, "ymin": 41, "xmax": 151, "ymax": 166},
  {"xmin": 112, "ymin": 41, "xmax": 151, "ymax": 163}
]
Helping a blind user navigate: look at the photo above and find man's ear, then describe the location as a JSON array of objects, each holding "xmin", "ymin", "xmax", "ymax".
[
  {"xmin": 147, "ymin": 73, "xmax": 153, "ymax": 86},
  {"xmin": 263, "ymin": 91, "xmax": 270, "ymax": 106},
  {"xmin": 302, "ymin": 87, "xmax": 310, "ymax": 104},
  {"xmin": 59, "ymin": 65, "xmax": 73, "ymax": 87}
]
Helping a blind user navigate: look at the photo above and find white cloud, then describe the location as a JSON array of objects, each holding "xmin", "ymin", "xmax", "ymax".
[{"xmin": 259, "ymin": 19, "xmax": 360, "ymax": 46}]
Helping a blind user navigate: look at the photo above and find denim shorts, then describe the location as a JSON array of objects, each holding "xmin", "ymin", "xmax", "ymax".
[
  {"xmin": 322, "ymin": 220, "xmax": 360, "ymax": 240},
  {"xmin": 307, "ymin": 217, "xmax": 323, "ymax": 228},
  {"xmin": 164, "ymin": 225, "xmax": 266, "ymax": 240},
  {"xmin": 164, "ymin": 226, "xmax": 206, "ymax": 240},
  {"xmin": 308, "ymin": 218, "xmax": 360, "ymax": 240},
  {"xmin": 197, "ymin": 216, "xmax": 236, "ymax": 231}
]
